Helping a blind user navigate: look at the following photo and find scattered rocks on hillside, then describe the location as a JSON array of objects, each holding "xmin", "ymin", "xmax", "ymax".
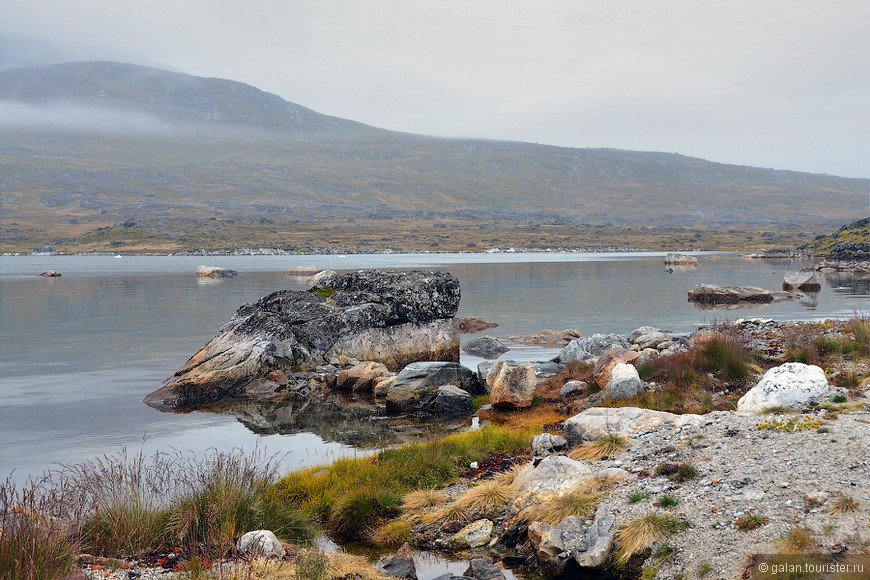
[
  {"xmin": 195, "ymin": 265, "xmax": 238, "ymax": 278},
  {"xmin": 335, "ymin": 361, "xmax": 392, "ymax": 392},
  {"xmin": 592, "ymin": 346, "xmax": 640, "ymax": 389},
  {"xmin": 531, "ymin": 433, "xmax": 568, "ymax": 459},
  {"xmin": 528, "ymin": 503, "xmax": 616, "ymax": 579},
  {"xmin": 736, "ymin": 362, "xmax": 833, "ymax": 413},
  {"xmin": 384, "ymin": 361, "xmax": 482, "ymax": 415}
]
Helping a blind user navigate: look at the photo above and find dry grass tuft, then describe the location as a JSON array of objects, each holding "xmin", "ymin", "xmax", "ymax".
[
  {"xmin": 520, "ymin": 488, "xmax": 601, "ymax": 526},
  {"xmin": 495, "ymin": 462, "xmax": 529, "ymax": 490},
  {"xmin": 827, "ymin": 494, "xmax": 861, "ymax": 515},
  {"xmin": 455, "ymin": 478, "xmax": 512, "ymax": 514},
  {"xmin": 614, "ymin": 513, "xmax": 689, "ymax": 564},
  {"xmin": 423, "ymin": 502, "xmax": 471, "ymax": 525},
  {"xmin": 400, "ymin": 488, "xmax": 448, "ymax": 515},
  {"xmin": 779, "ymin": 527, "xmax": 818, "ymax": 554},
  {"xmin": 568, "ymin": 434, "xmax": 629, "ymax": 461}
]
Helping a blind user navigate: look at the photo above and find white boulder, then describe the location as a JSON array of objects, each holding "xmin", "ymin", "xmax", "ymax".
[
  {"xmin": 237, "ymin": 530, "xmax": 284, "ymax": 559},
  {"xmin": 737, "ymin": 362, "xmax": 831, "ymax": 413}
]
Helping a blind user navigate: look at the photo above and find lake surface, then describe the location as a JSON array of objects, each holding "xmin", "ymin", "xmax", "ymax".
[{"xmin": 1, "ymin": 252, "xmax": 867, "ymax": 486}]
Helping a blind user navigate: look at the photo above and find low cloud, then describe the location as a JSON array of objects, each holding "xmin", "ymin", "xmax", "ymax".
[{"xmin": 0, "ymin": 101, "xmax": 171, "ymax": 133}]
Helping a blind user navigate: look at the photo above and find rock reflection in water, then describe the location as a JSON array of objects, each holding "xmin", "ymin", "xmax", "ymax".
[{"xmin": 203, "ymin": 390, "xmax": 471, "ymax": 448}]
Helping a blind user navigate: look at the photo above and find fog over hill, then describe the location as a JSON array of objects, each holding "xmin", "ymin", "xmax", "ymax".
[{"xmin": 0, "ymin": 62, "xmax": 867, "ymax": 252}]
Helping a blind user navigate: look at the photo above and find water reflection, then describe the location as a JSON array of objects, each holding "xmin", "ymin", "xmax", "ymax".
[{"xmin": 202, "ymin": 391, "xmax": 471, "ymax": 448}]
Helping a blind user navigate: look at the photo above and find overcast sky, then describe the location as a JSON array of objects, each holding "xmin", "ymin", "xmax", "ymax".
[{"xmin": 1, "ymin": 0, "xmax": 868, "ymax": 178}]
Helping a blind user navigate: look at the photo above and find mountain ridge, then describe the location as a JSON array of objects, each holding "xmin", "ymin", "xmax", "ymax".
[{"xmin": 1, "ymin": 61, "xmax": 867, "ymax": 253}]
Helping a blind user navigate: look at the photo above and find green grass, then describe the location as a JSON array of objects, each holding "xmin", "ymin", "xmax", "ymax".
[
  {"xmin": 629, "ymin": 492, "xmax": 649, "ymax": 503},
  {"xmin": 656, "ymin": 495, "xmax": 678, "ymax": 508},
  {"xmin": 272, "ymin": 425, "xmax": 534, "ymax": 538}
]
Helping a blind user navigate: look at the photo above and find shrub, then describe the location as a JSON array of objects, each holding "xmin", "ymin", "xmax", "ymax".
[{"xmin": 328, "ymin": 486, "xmax": 399, "ymax": 535}]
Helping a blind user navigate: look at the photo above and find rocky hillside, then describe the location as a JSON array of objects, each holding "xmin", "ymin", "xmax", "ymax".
[
  {"xmin": 1, "ymin": 62, "xmax": 868, "ymax": 253},
  {"xmin": 801, "ymin": 217, "xmax": 870, "ymax": 261}
]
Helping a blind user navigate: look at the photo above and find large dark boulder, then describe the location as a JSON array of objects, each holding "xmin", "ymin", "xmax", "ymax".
[
  {"xmin": 384, "ymin": 361, "xmax": 484, "ymax": 415},
  {"xmin": 145, "ymin": 270, "xmax": 460, "ymax": 410}
]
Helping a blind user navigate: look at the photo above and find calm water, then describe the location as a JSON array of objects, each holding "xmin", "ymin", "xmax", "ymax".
[{"xmin": 1, "ymin": 252, "xmax": 867, "ymax": 485}]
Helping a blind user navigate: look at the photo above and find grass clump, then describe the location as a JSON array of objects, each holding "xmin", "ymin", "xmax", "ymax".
[
  {"xmin": 827, "ymin": 494, "xmax": 861, "ymax": 515},
  {"xmin": 521, "ymin": 488, "xmax": 601, "ymax": 526},
  {"xmin": 655, "ymin": 495, "xmax": 678, "ymax": 508},
  {"xmin": 614, "ymin": 513, "xmax": 689, "ymax": 564},
  {"xmin": 1, "ymin": 447, "xmax": 314, "ymax": 580},
  {"xmin": 400, "ymin": 488, "xmax": 448, "ymax": 517},
  {"xmin": 455, "ymin": 478, "xmax": 511, "ymax": 515},
  {"xmin": 654, "ymin": 462, "xmax": 697, "ymax": 483},
  {"xmin": 735, "ymin": 513, "xmax": 769, "ymax": 531},
  {"xmin": 568, "ymin": 434, "xmax": 629, "ymax": 461},
  {"xmin": 779, "ymin": 527, "xmax": 818, "ymax": 553},
  {"xmin": 701, "ymin": 335, "xmax": 753, "ymax": 382},
  {"xmin": 372, "ymin": 519, "xmax": 412, "ymax": 547},
  {"xmin": 629, "ymin": 492, "xmax": 649, "ymax": 503}
]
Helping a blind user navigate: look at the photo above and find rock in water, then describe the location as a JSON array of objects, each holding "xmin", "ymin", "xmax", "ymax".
[
  {"xmin": 782, "ymin": 271, "xmax": 821, "ymax": 292},
  {"xmin": 195, "ymin": 265, "xmax": 238, "ymax": 278},
  {"xmin": 145, "ymin": 270, "xmax": 460, "ymax": 410},
  {"xmin": 463, "ymin": 335, "xmax": 509, "ymax": 359}
]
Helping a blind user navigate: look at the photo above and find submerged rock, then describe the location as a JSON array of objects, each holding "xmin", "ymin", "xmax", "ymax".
[{"xmin": 145, "ymin": 270, "xmax": 460, "ymax": 410}]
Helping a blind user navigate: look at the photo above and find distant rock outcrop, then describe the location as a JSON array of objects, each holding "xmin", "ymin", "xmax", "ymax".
[
  {"xmin": 145, "ymin": 269, "xmax": 460, "ymax": 410},
  {"xmin": 664, "ymin": 252, "xmax": 700, "ymax": 266}
]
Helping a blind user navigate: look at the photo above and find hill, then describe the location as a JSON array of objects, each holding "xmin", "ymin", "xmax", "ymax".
[{"xmin": 1, "ymin": 61, "xmax": 867, "ymax": 253}]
